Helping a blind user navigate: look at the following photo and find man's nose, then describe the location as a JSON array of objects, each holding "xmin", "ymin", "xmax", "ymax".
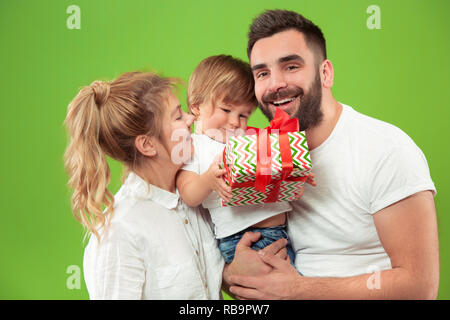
[{"xmin": 268, "ymin": 69, "xmax": 288, "ymax": 93}]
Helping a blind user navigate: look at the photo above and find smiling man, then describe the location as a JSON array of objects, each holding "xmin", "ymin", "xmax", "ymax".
[{"xmin": 224, "ymin": 9, "xmax": 439, "ymax": 299}]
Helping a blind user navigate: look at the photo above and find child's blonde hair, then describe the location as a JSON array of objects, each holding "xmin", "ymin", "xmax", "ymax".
[
  {"xmin": 187, "ymin": 55, "xmax": 258, "ymax": 113},
  {"xmin": 64, "ymin": 72, "xmax": 179, "ymax": 242}
]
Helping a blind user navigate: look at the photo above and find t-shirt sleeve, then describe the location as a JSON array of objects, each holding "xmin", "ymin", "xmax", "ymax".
[
  {"xmin": 368, "ymin": 141, "xmax": 436, "ymax": 214},
  {"xmin": 181, "ymin": 135, "xmax": 200, "ymax": 174}
]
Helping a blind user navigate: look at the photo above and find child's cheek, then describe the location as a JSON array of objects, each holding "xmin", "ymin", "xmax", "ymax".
[
  {"xmin": 207, "ymin": 114, "xmax": 223, "ymax": 129},
  {"xmin": 240, "ymin": 118, "xmax": 248, "ymax": 129}
]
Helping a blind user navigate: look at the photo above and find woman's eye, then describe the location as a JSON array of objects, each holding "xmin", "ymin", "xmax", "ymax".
[
  {"xmin": 240, "ymin": 114, "xmax": 249, "ymax": 119},
  {"xmin": 221, "ymin": 108, "xmax": 231, "ymax": 113}
]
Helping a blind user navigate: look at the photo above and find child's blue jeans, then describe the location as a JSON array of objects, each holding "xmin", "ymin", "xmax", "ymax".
[{"xmin": 218, "ymin": 225, "xmax": 297, "ymax": 268}]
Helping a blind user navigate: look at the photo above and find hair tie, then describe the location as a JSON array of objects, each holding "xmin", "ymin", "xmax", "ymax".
[{"xmin": 90, "ymin": 81, "xmax": 111, "ymax": 108}]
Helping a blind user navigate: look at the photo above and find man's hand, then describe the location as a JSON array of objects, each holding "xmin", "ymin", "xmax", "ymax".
[
  {"xmin": 223, "ymin": 232, "xmax": 288, "ymax": 286},
  {"xmin": 229, "ymin": 251, "xmax": 302, "ymax": 300}
]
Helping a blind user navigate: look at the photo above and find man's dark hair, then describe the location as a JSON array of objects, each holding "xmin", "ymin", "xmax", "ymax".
[{"xmin": 247, "ymin": 9, "xmax": 327, "ymax": 63}]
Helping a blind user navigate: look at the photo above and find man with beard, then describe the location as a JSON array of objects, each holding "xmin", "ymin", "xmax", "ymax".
[{"xmin": 223, "ymin": 10, "xmax": 439, "ymax": 299}]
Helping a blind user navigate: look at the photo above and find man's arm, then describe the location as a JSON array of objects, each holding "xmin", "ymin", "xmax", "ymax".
[{"xmin": 228, "ymin": 191, "xmax": 440, "ymax": 299}]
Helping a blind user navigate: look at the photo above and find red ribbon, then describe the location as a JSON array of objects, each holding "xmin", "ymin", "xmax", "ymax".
[{"xmin": 223, "ymin": 109, "xmax": 304, "ymax": 203}]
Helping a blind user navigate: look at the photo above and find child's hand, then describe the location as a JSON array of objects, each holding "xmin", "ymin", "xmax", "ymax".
[
  {"xmin": 294, "ymin": 185, "xmax": 305, "ymax": 200},
  {"xmin": 206, "ymin": 155, "xmax": 233, "ymax": 203},
  {"xmin": 293, "ymin": 172, "xmax": 316, "ymax": 200},
  {"xmin": 305, "ymin": 172, "xmax": 316, "ymax": 187}
]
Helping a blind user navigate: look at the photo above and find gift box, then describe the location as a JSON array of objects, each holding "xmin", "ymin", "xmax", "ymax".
[{"xmin": 222, "ymin": 109, "xmax": 312, "ymax": 206}]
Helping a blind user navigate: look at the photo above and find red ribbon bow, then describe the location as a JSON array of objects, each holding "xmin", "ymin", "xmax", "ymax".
[{"xmin": 223, "ymin": 108, "xmax": 307, "ymax": 204}]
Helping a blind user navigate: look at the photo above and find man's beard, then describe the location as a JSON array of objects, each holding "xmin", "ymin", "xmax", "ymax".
[{"xmin": 259, "ymin": 71, "xmax": 323, "ymax": 131}]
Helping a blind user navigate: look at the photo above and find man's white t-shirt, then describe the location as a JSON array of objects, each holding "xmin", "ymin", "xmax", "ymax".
[
  {"xmin": 288, "ymin": 104, "xmax": 436, "ymax": 277},
  {"xmin": 183, "ymin": 134, "xmax": 291, "ymax": 239}
]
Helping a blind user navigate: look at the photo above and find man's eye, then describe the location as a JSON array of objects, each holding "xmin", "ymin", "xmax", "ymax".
[
  {"xmin": 257, "ymin": 71, "xmax": 268, "ymax": 79},
  {"xmin": 287, "ymin": 65, "xmax": 298, "ymax": 71}
]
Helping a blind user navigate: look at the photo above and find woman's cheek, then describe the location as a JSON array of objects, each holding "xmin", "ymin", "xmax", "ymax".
[{"xmin": 169, "ymin": 127, "xmax": 193, "ymax": 165}]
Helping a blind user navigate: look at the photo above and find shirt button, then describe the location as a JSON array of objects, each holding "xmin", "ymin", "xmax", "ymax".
[
  {"xmin": 195, "ymin": 250, "xmax": 199, "ymax": 256},
  {"xmin": 184, "ymin": 218, "xmax": 189, "ymax": 224}
]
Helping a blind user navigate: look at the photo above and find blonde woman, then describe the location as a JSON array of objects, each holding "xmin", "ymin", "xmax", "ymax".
[{"xmin": 64, "ymin": 72, "xmax": 224, "ymax": 299}]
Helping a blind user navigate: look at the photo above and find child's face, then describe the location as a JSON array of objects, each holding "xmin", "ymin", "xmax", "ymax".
[{"xmin": 194, "ymin": 99, "xmax": 255, "ymax": 143}]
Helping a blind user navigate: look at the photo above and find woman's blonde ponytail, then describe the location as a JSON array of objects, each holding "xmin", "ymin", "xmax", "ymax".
[{"xmin": 64, "ymin": 81, "xmax": 114, "ymax": 242}]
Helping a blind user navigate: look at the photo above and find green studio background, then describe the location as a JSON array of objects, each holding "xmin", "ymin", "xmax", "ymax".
[{"xmin": 0, "ymin": 0, "xmax": 449, "ymax": 300}]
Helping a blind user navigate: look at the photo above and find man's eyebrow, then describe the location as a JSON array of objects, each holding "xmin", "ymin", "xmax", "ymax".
[
  {"xmin": 251, "ymin": 54, "xmax": 305, "ymax": 72},
  {"xmin": 251, "ymin": 63, "xmax": 267, "ymax": 72},
  {"xmin": 278, "ymin": 54, "xmax": 305, "ymax": 64}
]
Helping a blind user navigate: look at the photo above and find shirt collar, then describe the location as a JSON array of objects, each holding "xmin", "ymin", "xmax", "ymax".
[{"xmin": 125, "ymin": 172, "xmax": 179, "ymax": 209}]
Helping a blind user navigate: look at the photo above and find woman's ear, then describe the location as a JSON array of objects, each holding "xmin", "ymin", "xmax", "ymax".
[
  {"xmin": 135, "ymin": 135, "xmax": 157, "ymax": 157},
  {"xmin": 320, "ymin": 59, "xmax": 334, "ymax": 89}
]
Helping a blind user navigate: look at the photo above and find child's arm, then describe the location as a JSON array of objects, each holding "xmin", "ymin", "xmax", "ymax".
[{"xmin": 176, "ymin": 161, "xmax": 233, "ymax": 207}]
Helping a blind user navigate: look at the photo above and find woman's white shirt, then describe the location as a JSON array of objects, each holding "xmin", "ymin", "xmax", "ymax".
[{"xmin": 83, "ymin": 172, "xmax": 224, "ymax": 299}]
